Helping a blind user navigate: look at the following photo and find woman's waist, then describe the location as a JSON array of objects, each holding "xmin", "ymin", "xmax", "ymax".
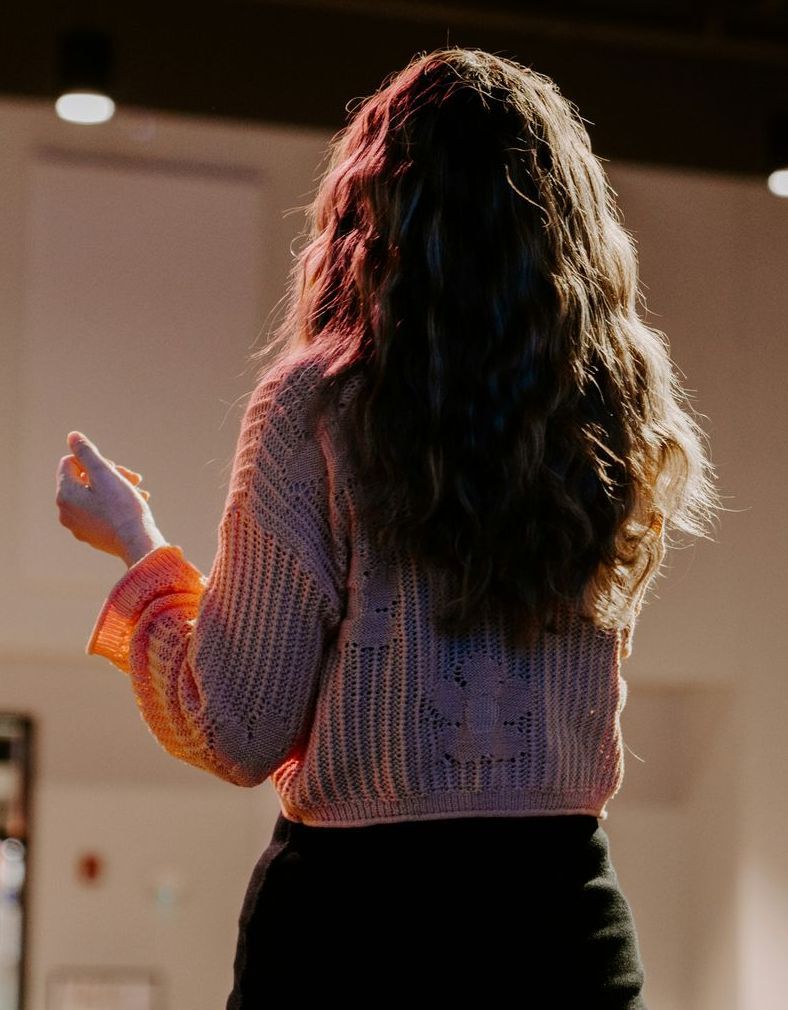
[
  {"xmin": 272, "ymin": 787, "xmax": 604, "ymax": 854},
  {"xmin": 284, "ymin": 809, "xmax": 599, "ymax": 843},
  {"xmin": 272, "ymin": 804, "xmax": 604, "ymax": 878}
]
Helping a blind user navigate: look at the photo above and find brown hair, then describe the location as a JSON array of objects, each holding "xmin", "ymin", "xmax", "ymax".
[{"xmin": 250, "ymin": 46, "xmax": 724, "ymax": 648}]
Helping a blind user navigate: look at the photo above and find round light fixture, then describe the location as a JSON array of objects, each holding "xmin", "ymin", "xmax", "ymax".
[
  {"xmin": 55, "ymin": 28, "xmax": 115, "ymax": 126},
  {"xmin": 55, "ymin": 91, "xmax": 116, "ymax": 125}
]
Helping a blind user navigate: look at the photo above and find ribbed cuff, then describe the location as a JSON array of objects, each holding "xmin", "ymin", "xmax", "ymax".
[
  {"xmin": 279, "ymin": 788, "xmax": 611, "ymax": 827},
  {"xmin": 86, "ymin": 544, "xmax": 206, "ymax": 672}
]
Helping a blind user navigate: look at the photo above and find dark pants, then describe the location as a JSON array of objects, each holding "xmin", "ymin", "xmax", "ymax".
[{"xmin": 226, "ymin": 811, "xmax": 648, "ymax": 1008}]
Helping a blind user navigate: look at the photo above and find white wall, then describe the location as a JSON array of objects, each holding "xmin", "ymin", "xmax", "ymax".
[
  {"xmin": 0, "ymin": 96, "xmax": 329, "ymax": 1010},
  {"xmin": 0, "ymin": 93, "xmax": 784, "ymax": 1010}
]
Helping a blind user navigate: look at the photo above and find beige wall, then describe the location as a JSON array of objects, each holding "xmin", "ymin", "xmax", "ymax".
[{"xmin": 0, "ymin": 93, "xmax": 784, "ymax": 1010}]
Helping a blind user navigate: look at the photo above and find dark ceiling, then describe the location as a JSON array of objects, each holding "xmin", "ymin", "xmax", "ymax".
[{"xmin": 3, "ymin": 1, "xmax": 788, "ymax": 177}]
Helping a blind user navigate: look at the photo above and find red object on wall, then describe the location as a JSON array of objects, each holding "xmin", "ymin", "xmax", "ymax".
[{"xmin": 76, "ymin": 852, "xmax": 104, "ymax": 884}]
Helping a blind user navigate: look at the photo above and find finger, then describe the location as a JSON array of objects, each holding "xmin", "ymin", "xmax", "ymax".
[
  {"xmin": 55, "ymin": 458, "xmax": 90, "ymax": 508},
  {"xmin": 115, "ymin": 464, "xmax": 143, "ymax": 484},
  {"xmin": 60, "ymin": 455, "xmax": 90, "ymax": 489},
  {"xmin": 139, "ymin": 489, "xmax": 151, "ymax": 501},
  {"xmin": 67, "ymin": 431, "xmax": 112, "ymax": 478}
]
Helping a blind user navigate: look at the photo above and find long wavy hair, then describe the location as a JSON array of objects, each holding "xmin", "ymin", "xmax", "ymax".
[{"xmin": 249, "ymin": 46, "xmax": 724, "ymax": 649}]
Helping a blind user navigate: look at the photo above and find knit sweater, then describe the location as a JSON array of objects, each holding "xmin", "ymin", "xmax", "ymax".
[{"xmin": 87, "ymin": 351, "xmax": 648, "ymax": 826}]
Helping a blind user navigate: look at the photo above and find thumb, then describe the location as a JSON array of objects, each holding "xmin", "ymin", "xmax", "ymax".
[{"xmin": 67, "ymin": 431, "xmax": 109, "ymax": 474}]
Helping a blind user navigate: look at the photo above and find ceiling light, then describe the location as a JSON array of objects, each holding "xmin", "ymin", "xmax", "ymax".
[
  {"xmin": 766, "ymin": 111, "xmax": 788, "ymax": 198},
  {"xmin": 55, "ymin": 28, "xmax": 115, "ymax": 126}
]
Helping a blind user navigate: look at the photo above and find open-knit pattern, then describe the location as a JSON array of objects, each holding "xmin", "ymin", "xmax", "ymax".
[{"xmin": 87, "ymin": 352, "xmax": 639, "ymax": 825}]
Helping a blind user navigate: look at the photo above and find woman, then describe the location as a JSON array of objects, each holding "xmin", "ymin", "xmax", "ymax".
[{"xmin": 56, "ymin": 47, "xmax": 722, "ymax": 1008}]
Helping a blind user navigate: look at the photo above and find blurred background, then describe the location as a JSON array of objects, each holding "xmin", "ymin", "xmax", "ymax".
[{"xmin": 1, "ymin": 2, "xmax": 787, "ymax": 1008}]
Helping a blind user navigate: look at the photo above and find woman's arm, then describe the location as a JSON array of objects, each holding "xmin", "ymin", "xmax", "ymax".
[{"xmin": 86, "ymin": 363, "xmax": 346, "ymax": 786}]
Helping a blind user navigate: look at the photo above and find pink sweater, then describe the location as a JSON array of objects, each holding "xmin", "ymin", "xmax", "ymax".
[{"xmin": 87, "ymin": 352, "xmax": 640, "ymax": 825}]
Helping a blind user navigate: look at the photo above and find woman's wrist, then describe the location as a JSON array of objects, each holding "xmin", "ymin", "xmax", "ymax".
[{"xmin": 119, "ymin": 525, "xmax": 169, "ymax": 568}]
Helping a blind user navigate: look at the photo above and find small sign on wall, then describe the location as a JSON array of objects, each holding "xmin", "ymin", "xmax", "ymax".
[{"xmin": 46, "ymin": 968, "xmax": 162, "ymax": 1010}]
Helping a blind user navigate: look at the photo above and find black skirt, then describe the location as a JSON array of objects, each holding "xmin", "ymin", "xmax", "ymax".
[{"xmin": 226, "ymin": 811, "xmax": 648, "ymax": 1009}]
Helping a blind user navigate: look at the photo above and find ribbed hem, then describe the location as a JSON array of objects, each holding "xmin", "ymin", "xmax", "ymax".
[
  {"xmin": 86, "ymin": 545, "xmax": 205, "ymax": 672},
  {"xmin": 281, "ymin": 788, "xmax": 610, "ymax": 827}
]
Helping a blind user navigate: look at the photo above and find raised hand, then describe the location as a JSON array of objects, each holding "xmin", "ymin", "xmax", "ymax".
[{"xmin": 56, "ymin": 430, "xmax": 164, "ymax": 562}]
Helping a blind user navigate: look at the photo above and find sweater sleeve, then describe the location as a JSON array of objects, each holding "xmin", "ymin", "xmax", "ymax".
[{"xmin": 85, "ymin": 363, "xmax": 346, "ymax": 786}]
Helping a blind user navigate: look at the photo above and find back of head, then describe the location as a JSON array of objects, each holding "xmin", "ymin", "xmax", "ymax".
[{"xmin": 253, "ymin": 47, "xmax": 722, "ymax": 649}]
